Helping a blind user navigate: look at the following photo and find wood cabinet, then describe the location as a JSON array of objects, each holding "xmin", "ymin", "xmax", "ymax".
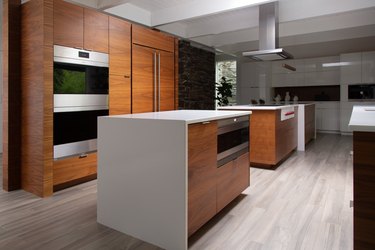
[
  {"xmin": 53, "ymin": 153, "xmax": 97, "ymax": 190},
  {"xmin": 188, "ymin": 118, "xmax": 250, "ymax": 237},
  {"xmin": 217, "ymin": 153, "xmax": 249, "ymax": 212},
  {"xmin": 132, "ymin": 25, "xmax": 176, "ymax": 113},
  {"xmin": 83, "ymin": 9, "xmax": 109, "ymax": 53},
  {"xmin": 188, "ymin": 121, "xmax": 217, "ymax": 237},
  {"xmin": 53, "ymin": 0, "xmax": 108, "ymax": 53},
  {"xmin": 53, "ymin": 0, "xmax": 83, "ymax": 49},
  {"xmin": 109, "ymin": 16, "xmax": 131, "ymax": 115},
  {"xmin": 250, "ymin": 108, "xmax": 298, "ymax": 167},
  {"xmin": 353, "ymin": 132, "xmax": 375, "ymax": 249}
]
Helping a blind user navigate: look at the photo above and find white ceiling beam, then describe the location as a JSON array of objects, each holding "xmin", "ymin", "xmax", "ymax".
[
  {"xmin": 97, "ymin": 0, "xmax": 132, "ymax": 10},
  {"xmin": 105, "ymin": 3, "xmax": 152, "ymax": 26},
  {"xmin": 151, "ymin": 0, "xmax": 277, "ymax": 27}
]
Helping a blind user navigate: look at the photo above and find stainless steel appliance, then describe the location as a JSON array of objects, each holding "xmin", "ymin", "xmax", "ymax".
[
  {"xmin": 53, "ymin": 45, "xmax": 109, "ymax": 159},
  {"xmin": 217, "ymin": 116, "xmax": 249, "ymax": 167}
]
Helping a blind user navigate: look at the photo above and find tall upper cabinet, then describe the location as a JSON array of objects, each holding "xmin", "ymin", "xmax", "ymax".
[
  {"xmin": 132, "ymin": 25, "xmax": 176, "ymax": 113},
  {"xmin": 109, "ymin": 17, "xmax": 131, "ymax": 115}
]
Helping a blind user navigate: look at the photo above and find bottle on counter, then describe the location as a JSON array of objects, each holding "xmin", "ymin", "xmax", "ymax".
[
  {"xmin": 293, "ymin": 95, "xmax": 298, "ymax": 104},
  {"xmin": 285, "ymin": 92, "xmax": 290, "ymax": 104},
  {"xmin": 274, "ymin": 94, "xmax": 281, "ymax": 104}
]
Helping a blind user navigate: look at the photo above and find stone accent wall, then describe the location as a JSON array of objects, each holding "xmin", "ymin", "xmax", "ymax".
[{"xmin": 178, "ymin": 41, "xmax": 216, "ymax": 110}]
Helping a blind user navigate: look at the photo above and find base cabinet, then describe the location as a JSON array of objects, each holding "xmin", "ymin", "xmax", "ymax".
[
  {"xmin": 53, "ymin": 153, "xmax": 97, "ymax": 190},
  {"xmin": 188, "ymin": 120, "xmax": 250, "ymax": 237},
  {"xmin": 217, "ymin": 153, "xmax": 249, "ymax": 212}
]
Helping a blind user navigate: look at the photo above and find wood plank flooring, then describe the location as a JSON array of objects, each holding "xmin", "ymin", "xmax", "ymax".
[{"xmin": 0, "ymin": 134, "xmax": 353, "ymax": 250}]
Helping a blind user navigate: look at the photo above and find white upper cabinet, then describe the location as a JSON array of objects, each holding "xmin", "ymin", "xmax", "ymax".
[
  {"xmin": 340, "ymin": 52, "xmax": 362, "ymax": 85},
  {"xmin": 362, "ymin": 51, "xmax": 375, "ymax": 83}
]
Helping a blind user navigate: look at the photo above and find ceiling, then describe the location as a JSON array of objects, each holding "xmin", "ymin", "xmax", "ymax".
[{"xmin": 69, "ymin": 0, "xmax": 375, "ymax": 60}]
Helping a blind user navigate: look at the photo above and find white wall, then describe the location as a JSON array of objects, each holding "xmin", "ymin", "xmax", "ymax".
[
  {"xmin": 237, "ymin": 60, "xmax": 272, "ymax": 104},
  {"xmin": 0, "ymin": 0, "xmax": 4, "ymax": 153}
]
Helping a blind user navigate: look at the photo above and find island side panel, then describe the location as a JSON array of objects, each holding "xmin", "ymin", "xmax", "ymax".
[
  {"xmin": 250, "ymin": 110, "xmax": 277, "ymax": 165},
  {"xmin": 297, "ymin": 105, "xmax": 306, "ymax": 151},
  {"xmin": 97, "ymin": 118, "xmax": 187, "ymax": 250}
]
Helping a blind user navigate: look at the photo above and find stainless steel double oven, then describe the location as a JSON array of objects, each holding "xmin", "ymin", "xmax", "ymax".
[{"xmin": 53, "ymin": 45, "xmax": 109, "ymax": 159}]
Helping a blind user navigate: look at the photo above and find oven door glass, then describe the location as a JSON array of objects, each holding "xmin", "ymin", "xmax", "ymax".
[
  {"xmin": 54, "ymin": 62, "xmax": 108, "ymax": 94},
  {"xmin": 53, "ymin": 109, "xmax": 109, "ymax": 159}
]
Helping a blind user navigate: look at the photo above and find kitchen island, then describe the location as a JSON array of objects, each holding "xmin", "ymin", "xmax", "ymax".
[
  {"xmin": 349, "ymin": 105, "xmax": 375, "ymax": 249},
  {"xmin": 219, "ymin": 104, "xmax": 314, "ymax": 168},
  {"xmin": 97, "ymin": 110, "xmax": 251, "ymax": 250}
]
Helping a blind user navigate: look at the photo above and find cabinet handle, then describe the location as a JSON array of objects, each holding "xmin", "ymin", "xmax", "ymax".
[
  {"xmin": 124, "ymin": 75, "xmax": 130, "ymax": 79},
  {"xmin": 154, "ymin": 52, "xmax": 157, "ymax": 112},
  {"xmin": 79, "ymin": 153, "xmax": 88, "ymax": 159},
  {"xmin": 158, "ymin": 52, "xmax": 161, "ymax": 111},
  {"xmin": 202, "ymin": 121, "xmax": 210, "ymax": 125}
]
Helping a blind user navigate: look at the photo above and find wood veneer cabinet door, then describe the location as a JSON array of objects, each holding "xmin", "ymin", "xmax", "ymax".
[
  {"xmin": 84, "ymin": 8, "xmax": 108, "ymax": 53},
  {"xmin": 109, "ymin": 75, "xmax": 131, "ymax": 115},
  {"xmin": 132, "ymin": 44, "xmax": 156, "ymax": 113},
  {"xmin": 353, "ymin": 132, "xmax": 375, "ymax": 249},
  {"xmin": 109, "ymin": 16, "xmax": 131, "ymax": 76},
  {"xmin": 188, "ymin": 121, "xmax": 217, "ymax": 237},
  {"xmin": 158, "ymin": 50, "xmax": 175, "ymax": 111},
  {"xmin": 53, "ymin": 0, "xmax": 83, "ymax": 48},
  {"xmin": 216, "ymin": 153, "xmax": 249, "ymax": 212}
]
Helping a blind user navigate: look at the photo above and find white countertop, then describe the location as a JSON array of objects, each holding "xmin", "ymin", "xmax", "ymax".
[
  {"xmin": 349, "ymin": 105, "xmax": 375, "ymax": 132},
  {"xmin": 218, "ymin": 104, "xmax": 298, "ymax": 110},
  {"xmin": 106, "ymin": 110, "xmax": 251, "ymax": 124}
]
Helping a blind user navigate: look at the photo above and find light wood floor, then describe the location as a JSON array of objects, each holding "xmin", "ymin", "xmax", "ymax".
[{"xmin": 0, "ymin": 134, "xmax": 353, "ymax": 250}]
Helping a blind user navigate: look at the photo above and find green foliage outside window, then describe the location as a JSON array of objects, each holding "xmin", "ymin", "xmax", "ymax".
[{"xmin": 54, "ymin": 69, "xmax": 85, "ymax": 94}]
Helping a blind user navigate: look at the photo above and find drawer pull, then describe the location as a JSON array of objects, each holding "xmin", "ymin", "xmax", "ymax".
[
  {"xmin": 79, "ymin": 154, "xmax": 88, "ymax": 159},
  {"xmin": 124, "ymin": 75, "xmax": 130, "ymax": 79},
  {"xmin": 202, "ymin": 121, "xmax": 210, "ymax": 125}
]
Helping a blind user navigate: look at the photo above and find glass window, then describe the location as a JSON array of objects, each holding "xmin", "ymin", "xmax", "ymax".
[{"xmin": 216, "ymin": 60, "xmax": 237, "ymax": 105}]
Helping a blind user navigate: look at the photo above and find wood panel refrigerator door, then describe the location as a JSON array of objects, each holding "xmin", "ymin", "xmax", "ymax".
[
  {"xmin": 132, "ymin": 45, "xmax": 156, "ymax": 113},
  {"xmin": 158, "ymin": 50, "xmax": 175, "ymax": 111}
]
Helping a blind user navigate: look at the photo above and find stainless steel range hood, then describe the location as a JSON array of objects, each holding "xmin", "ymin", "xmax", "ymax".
[{"xmin": 243, "ymin": 2, "xmax": 293, "ymax": 61}]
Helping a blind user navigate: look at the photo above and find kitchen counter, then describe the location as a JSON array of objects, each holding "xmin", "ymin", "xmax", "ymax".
[
  {"xmin": 97, "ymin": 110, "xmax": 251, "ymax": 250},
  {"xmin": 109, "ymin": 109, "xmax": 251, "ymax": 124},
  {"xmin": 218, "ymin": 103, "xmax": 298, "ymax": 110},
  {"xmin": 348, "ymin": 105, "xmax": 375, "ymax": 132}
]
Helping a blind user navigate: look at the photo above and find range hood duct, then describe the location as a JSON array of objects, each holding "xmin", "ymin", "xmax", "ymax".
[{"xmin": 242, "ymin": 2, "xmax": 293, "ymax": 61}]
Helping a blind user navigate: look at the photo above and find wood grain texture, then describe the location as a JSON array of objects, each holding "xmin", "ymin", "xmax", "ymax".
[
  {"xmin": 188, "ymin": 121, "xmax": 218, "ymax": 237},
  {"xmin": 53, "ymin": 0, "xmax": 83, "ymax": 48},
  {"xmin": 109, "ymin": 16, "xmax": 131, "ymax": 76},
  {"xmin": 132, "ymin": 44, "xmax": 156, "ymax": 113},
  {"xmin": 0, "ymin": 134, "xmax": 353, "ymax": 249},
  {"xmin": 217, "ymin": 153, "xmax": 249, "ymax": 212},
  {"xmin": 174, "ymin": 38, "xmax": 179, "ymax": 109},
  {"xmin": 158, "ymin": 50, "xmax": 175, "ymax": 111},
  {"xmin": 353, "ymin": 132, "xmax": 375, "ymax": 250},
  {"xmin": 109, "ymin": 75, "xmax": 131, "ymax": 115},
  {"xmin": 250, "ymin": 110, "xmax": 276, "ymax": 165},
  {"xmin": 275, "ymin": 107, "xmax": 298, "ymax": 164},
  {"xmin": 250, "ymin": 109, "xmax": 297, "ymax": 167},
  {"xmin": 2, "ymin": 0, "xmax": 22, "ymax": 191},
  {"xmin": 21, "ymin": 0, "xmax": 54, "ymax": 197},
  {"xmin": 305, "ymin": 104, "xmax": 316, "ymax": 144},
  {"xmin": 84, "ymin": 8, "xmax": 108, "ymax": 53},
  {"xmin": 132, "ymin": 24, "xmax": 174, "ymax": 52},
  {"xmin": 53, "ymin": 153, "xmax": 97, "ymax": 187},
  {"xmin": 109, "ymin": 16, "xmax": 131, "ymax": 115}
]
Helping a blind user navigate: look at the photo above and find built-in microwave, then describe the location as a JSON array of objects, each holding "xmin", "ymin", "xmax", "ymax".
[
  {"xmin": 217, "ymin": 116, "xmax": 249, "ymax": 167},
  {"xmin": 53, "ymin": 45, "xmax": 109, "ymax": 159}
]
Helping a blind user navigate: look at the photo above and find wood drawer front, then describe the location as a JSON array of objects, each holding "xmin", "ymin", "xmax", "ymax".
[
  {"xmin": 217, "ymin": 153, "xmax": 250, "ymax": 212},
  {"xmin": 53, "ymin": 153, "xmax": 97, "ymax": 187},
  {"xmin": 132, "ymin": 24, "xmax": 174, "ymax": 52},
  {"xmin": 188, "ymin": 121, "xmax": 217, "ymax": 237}
]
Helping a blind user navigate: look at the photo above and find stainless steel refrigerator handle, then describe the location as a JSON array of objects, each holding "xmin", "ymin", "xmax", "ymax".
[
  {"xmin": 158, "ymin": 52, "xmax": 161, "ymax": 111},
  {"xmin": 154, "ymin": 52, "xmax": 157, "ymax": 112}
]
